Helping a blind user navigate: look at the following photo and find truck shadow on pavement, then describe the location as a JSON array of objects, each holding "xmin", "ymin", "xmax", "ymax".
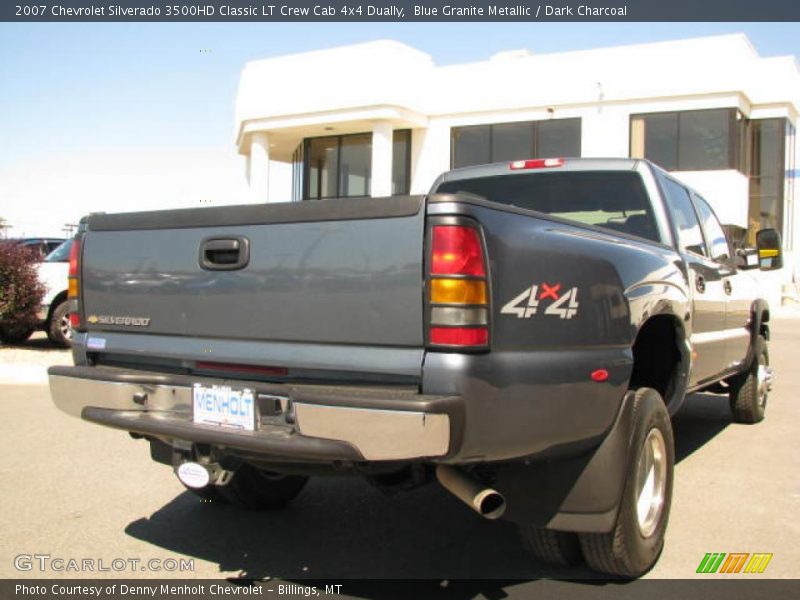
[
  {"xmin": 126, "ymin": 478, "xmax": 598, "ymax": 581},
  {"xmin": 671, "ymin": 392, "xmax": 732, "ymax": 463},
  {"xmin": 0, "ymin": 336, "xmax": 68, "ymax": 352},
  {"xmin": 124, "ymin": 392, "xmax": 732, "ymax": 583}
]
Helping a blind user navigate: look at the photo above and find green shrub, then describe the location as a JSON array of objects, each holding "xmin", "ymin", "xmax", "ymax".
[{"xmin": 0, "ymin": 243, "xmax": 45, "ymax": 342}]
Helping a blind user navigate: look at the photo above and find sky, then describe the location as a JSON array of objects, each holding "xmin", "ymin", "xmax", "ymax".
[{"xmin": 1, "ymin": 21, "xmax": 800, "ymax": 237}]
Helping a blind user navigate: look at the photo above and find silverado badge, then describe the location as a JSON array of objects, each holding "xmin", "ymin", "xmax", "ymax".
[{"xmin": 86, "ymin": 314, "xmax": 151, "ymax": 327}]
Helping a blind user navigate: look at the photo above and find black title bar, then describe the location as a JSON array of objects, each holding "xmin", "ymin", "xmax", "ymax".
[{"xmin": 3, "ymin": 0, "xmax": 800, "ymax": 22}]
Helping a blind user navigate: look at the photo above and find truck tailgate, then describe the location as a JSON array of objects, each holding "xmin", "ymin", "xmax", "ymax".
[{"xmin": 81, "ymin": 196, "xmax": 425, "ymax": 347}]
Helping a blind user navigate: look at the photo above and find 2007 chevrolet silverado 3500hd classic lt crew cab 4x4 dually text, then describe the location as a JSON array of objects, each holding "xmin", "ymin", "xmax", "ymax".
[{"xmin": 49, "ymin": 158, "xmax": 782, "ymax": 577}]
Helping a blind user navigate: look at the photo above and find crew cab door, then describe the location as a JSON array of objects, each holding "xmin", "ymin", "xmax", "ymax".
[
  {"xmin": 657, "ymin": 173, "xmax": 728, "ymax": 386},
  {"xmin": 691, "ymin": 193, "xmax": 751, "ymax": 371}
]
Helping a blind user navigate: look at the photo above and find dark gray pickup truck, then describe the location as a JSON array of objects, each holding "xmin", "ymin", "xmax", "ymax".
[{"xmin": 49, "ymin": 158, "xmax": 781, "ymax": 577}]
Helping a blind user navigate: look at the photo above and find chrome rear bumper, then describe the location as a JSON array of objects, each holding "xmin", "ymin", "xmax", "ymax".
[{"xmin": 48, "ymin": 366, "xmax": 454, "ymax": 462}]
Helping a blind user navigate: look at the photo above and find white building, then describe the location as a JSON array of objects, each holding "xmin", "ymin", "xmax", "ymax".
[{"xmin": 235, "ymin": 34, "xmax": 800, "ymax": 305}]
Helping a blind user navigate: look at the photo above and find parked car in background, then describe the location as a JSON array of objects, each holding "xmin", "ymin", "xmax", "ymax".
[
  {"xmin": 0, "ymin": 237, "xmax": 66, "ymax": 261},
  {"xmin": 35, "ymin": 240, "xmax": 73, "ymax": 347}
]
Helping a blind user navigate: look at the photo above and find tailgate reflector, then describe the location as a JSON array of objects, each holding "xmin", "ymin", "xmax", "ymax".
[{"xmin": 430, "ymin": 327, "xmax": 489, "ymax": 346}]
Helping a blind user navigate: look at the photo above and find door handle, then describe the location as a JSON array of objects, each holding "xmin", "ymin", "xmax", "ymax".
[
  {"xmin": 724, "ymin": 279, "xmax": 733, "ymax": 295},
  {"xmin": 199, "ymin": 236, "xmax": 250, "ymax": 271},
  {"xmin": 695, "ymin": 274, "xmax": 706, "ymax": 293}
]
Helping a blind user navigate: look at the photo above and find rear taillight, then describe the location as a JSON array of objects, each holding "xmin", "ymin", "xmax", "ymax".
[
  {"xmin": 427, "ymin": 224, "xmax": 489, "ymax": 350},
  {"xmin": 431, "ymin": 226, "xmax": 485, "ymax": 276},
  {"xmin": 68, "ymin": 239, "xmax": 82, "ymax": 330}
]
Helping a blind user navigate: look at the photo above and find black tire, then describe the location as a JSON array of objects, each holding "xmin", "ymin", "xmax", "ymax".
[
  {"xmin": 579, "ymin": 388, "xmax": 674, "ymax": 578},
  {"xmin": 728, "ymin": 335, "xmax": 769, "ymax": 424},
  {"xmin": 182, "ymin": 483, "xmax": 230, "ymax": 504},
  {"xmin": 219, "ymin": 464, "xmax": 308, "ymax": 510},
  {"xmin": 519, "ymin": 527, "xmax": 583, "ymax": 568},
  {"xmin": 46, "ymin": 300, "xmax": 73, "ymax": 348},
  {"xmin": 0, "ymin": 326, "xmax": 34, "ymax": 344}
]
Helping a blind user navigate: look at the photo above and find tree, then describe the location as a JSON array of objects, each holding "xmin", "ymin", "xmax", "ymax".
[{"xmin": 0, "ymin": 242, "xmax": 45, "ymax": 344}]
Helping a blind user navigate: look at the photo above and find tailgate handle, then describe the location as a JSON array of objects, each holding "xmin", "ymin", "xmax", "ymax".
[{"xmin": 199, "ymin": 237, "xmax": 250, "ymax": 271}]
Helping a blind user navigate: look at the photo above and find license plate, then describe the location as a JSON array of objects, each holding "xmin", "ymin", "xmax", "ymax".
[{"xmin": 192, "ymin": 384, "xmax": 255, "ymax": 431}]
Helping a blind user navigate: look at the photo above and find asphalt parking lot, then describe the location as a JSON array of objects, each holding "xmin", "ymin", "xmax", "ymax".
[{"xmin": 1, "ymin": 318, "xmax": 799, "ymax": 588}]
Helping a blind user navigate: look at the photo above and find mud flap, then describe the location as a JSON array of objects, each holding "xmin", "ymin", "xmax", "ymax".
[{"xmin": 493, "ymin": 390, "xmax": 637, "ymax": 533}]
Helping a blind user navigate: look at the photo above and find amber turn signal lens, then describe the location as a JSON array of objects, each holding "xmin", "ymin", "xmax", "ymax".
[{"xmin": 430, "ymin": 278, "xmax": 487, "ymax": 305}]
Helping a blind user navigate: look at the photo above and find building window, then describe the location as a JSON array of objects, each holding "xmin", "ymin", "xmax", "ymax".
[
  {"xmin": 630, "ymin": 108, "xmax": 743, "ymax": 171},
  {"xmin": 291, "ymin": 143, "xmax": 304, "ymax": 202},
  {"xmin": 392, "ymin": 129, "xmax": 411, "ymax": 195},
  {"xmin": 784, "ymin": 123, "xmax": 796, "ymax": 250},
  {"xmin": 452, "ymin": 125, "xmax": 491, "ymax": 168},
  {"xmin": 451, "ymin": 118, "xmax": 581, "ymax": 169},
  {"xmin": 302, "ymin": 130, "xmax": 411, "ymax": 200},
  {"xmin": 338, "ymin": 134, "xmax": 371, "ymax": 197},
  {"xmin": 748, "ymin": 119, "xmax": 788, "ymax": 243},
  {"xmin": 305, "ymin": 134, "xmax": 365, "ymax": 200}
]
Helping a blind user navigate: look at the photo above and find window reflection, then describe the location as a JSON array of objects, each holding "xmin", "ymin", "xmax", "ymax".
[
  {"xmin": 694, "ymin": 195, "xmax": 730, "ymax": 261},
  {"xmin": 657, "ymin": 173, "xmax": 707, "ymax": 256}
]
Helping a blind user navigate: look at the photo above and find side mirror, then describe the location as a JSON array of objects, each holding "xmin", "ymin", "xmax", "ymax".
[
  {"xmin": 735, "ymin": 247, "xmax": 759, "ymax": 270},
  {"xmin": 756, "ymin": 228, "xmax": 783, "ymax": 271}
]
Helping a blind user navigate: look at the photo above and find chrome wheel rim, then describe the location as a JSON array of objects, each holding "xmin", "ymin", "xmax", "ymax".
[
  {"xmin": 635, "ymin": 428, "xmax": 667, "ymax": 538},
  {"xmin": 756, "ymin": 360, "xmax": 771, "ymax": 409},
  {"xmin": 60, "ymin": 314, "xmax": 72, "ymax": 341}
]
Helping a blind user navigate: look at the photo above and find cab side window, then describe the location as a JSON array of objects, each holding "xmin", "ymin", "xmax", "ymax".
[
  {"xmin": 693, "ymin": 195, "xmax": 731, "ymax": 262},
  {"xmin": 657, "ymin": 173, "xmax": 707, "ymax": 257}
]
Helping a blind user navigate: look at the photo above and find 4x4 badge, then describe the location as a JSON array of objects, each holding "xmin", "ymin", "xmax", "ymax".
[{"xmin": 501, "ymin": 283, "xmax": 579, "ymax": 320}]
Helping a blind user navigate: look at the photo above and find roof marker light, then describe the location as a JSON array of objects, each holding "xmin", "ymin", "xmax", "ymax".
[{"xmin": 509, "ymin": 158, "xmax": 565, "ymax": 170}]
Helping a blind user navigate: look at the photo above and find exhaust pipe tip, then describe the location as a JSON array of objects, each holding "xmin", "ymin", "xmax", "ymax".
[
  {"xmin": 436, "ymin": 465, "xmax": 506, "ymax": 520},
  {"xmin": 474, "ymin": 489, "xmax": 507, "ymax": 520}
]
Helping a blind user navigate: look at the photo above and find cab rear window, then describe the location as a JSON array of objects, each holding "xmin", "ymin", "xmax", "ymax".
[{"xmin": 436, "ymin": 171, "xmax": 660, "ymax": 243}]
